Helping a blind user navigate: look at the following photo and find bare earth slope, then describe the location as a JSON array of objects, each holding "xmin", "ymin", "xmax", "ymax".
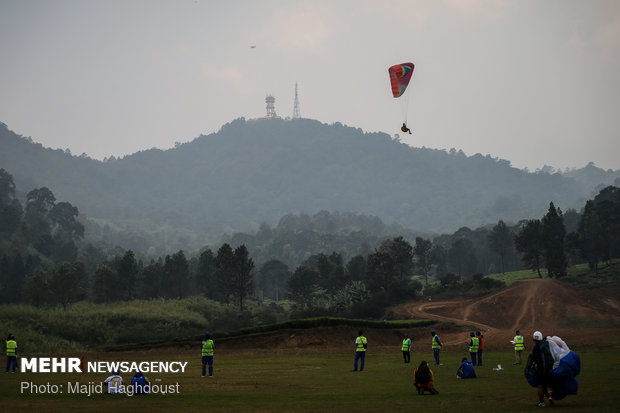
[
  {"xmin": 214, "ymin": 279, "xmax": 619, "ymax": 351},
  {"xmin": 392, "ymin": 278, "xmax": 620, "ymax": 349}
]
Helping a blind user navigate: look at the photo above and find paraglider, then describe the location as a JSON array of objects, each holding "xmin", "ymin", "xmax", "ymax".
[
  {"xmin": 524, "ymin": 335, "xmax": 580, "ymax": 406},
  {"xmin": 388, "ymin": 62, "xmax": 415, "ymax": 134}
]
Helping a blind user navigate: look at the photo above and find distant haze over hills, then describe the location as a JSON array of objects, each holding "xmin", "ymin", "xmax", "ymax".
[{"xmin": 1, "ymin": 118, "xmax": 619, "ymax": 252}]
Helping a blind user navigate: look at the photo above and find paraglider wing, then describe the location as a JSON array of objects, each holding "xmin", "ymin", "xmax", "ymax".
[{"xmin": 388, "ymin": 62, "xmax": 415, "ymax": 98}]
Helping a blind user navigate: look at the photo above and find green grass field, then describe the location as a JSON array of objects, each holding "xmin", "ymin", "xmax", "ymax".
[{"xmin": 2, "ymin": 346, "xmax": 618, "ymax": 413}]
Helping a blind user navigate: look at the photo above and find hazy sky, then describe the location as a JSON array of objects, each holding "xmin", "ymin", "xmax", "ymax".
[{"xmin": 1, "ymin": 0, "xmax": 619, "ymax": 171}]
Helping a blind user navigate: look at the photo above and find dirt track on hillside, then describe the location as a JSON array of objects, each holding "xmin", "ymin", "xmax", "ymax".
[
  {"xmin": 216, "ymin": 279, "xmax": 620, "ymax": 352},
  {"xmin": 391, "ymin": 278, "xmax": 620, "ymax": 349}
]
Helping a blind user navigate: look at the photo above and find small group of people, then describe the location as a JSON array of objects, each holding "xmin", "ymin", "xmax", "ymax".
[
  {"xmin": 458, "ymin": 331, "xmax": 481, "ymax": 379},
  {"xmin": 412, "ymin": 327, "xmax": 572, "ymax": 407},
  {"xmin": 192, "ymin": 326, "xmax": 572, "ymax": 409},
  {"xmin": 6, "ymin": 324, "xmax": 572, "ymax": 408},
  {"xmin": 351, "ymin": 327, "xmax": 557, "ymax": 402},
  {"xmin": 466, "ymin": 330, "xmax": 484, "ymax": 366}
]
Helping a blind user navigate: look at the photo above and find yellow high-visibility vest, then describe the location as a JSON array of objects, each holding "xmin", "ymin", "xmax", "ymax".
[
  {"xmin": 6, "ymin": 340, "xmax": 16, "ymax": 356},
  {"xmin": 514, "ymin": 335, "xmax": 524, "ymax": 351},
  {"xmin": 356, "ymin": 336, "xmax": 367, "ymax": 352},
  {"xmin": 202, "ymin": 339, "xmax": 214, "ymax": 356},
  {"xmin": 469, "ymin": 336, "xmax": 479, "ymax": 352}
]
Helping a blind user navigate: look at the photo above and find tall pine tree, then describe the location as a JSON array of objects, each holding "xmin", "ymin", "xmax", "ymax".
[{"xmin": 542, "ymin": 202, "xmax": 567, "ymax": 278}]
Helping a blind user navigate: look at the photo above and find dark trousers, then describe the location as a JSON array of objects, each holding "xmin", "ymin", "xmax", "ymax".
[
  {"xmin": 6, "ymin": 356, "xmax": 18, "ymax": 372},
  {"xmin": 477, "ymin": 350, "xmax": 483, "ymax": 366},
  {"xmin": 433, "ymin": 348, "xmax": 441, "ymax": 365},
  {"xmin": 402, "ymin": 350, "xmax": 410, "ymax": 363},
  {"xmin": 202, "ymin": 355, "xmax": 213, "ymax": 376},
  {"xmin": 470, "ymin": 351, "xmax": 477, "ymax": 365},
  {"xmin": 354, "ymin": 351, "xmax": 365, "ymax": 371}
]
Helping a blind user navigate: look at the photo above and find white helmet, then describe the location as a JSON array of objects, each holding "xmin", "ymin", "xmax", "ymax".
[{"xmin": 533, "ymin": 331, "xmax": 543, "ymax": 341}]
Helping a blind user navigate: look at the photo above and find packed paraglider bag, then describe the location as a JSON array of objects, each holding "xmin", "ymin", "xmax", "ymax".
[
  {"xmin": 524, "ymin": 353, "xmax": 540, "ymax": 387},
  {"xmin": 547, "ymin": 336, "xmax": 580, "ymax": 400}
]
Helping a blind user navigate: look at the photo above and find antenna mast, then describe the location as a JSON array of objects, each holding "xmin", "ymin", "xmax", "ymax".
[
  {"xmin": 265, "ymin": 95, "xmax": 277, "ymax": 118},
  {"xmin": 292, "ymin": 82, "xmax": 301, "ymax": 119}
]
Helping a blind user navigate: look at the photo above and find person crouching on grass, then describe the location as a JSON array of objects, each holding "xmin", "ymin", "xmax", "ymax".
[
  {"xmin": 414, "ymin": 360, "xmax": 438, "ymax": 394},
  {"xmin": 456, "ymin": 357, "xmax": 476, "ymax": 379}
]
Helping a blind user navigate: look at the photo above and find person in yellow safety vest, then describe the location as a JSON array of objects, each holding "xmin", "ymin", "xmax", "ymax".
[
  {"xmin": 511, "ymin": 329, "xmax": 525, "ymax": 365},
  {"xmin": 5, "ymin": 333, "xmax": 17, "ymax": 373},
  {"xmin": 353, "ymin": 330, "xmax": 367, "ymax": 371},
  {"xmin": 201, "ymin": 331, "xmax": 214, "ymax": 377},
  {"xmin": 431, "ymin": 330, "xmax": 442, "ymax": 366},
  {"xmin": 402, "ymin": 334, "xmax": 412, "ymax": 364},
  {"xmin": 467, "ymin": 331, "xmax": 480, "ymax": 365}
]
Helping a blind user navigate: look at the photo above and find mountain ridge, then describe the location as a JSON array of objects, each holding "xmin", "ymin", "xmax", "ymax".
[{"xmin": 1, "ymin": 118, "xmax": 619, "ymax": 251}]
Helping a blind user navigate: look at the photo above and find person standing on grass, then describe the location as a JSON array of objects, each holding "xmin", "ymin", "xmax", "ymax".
[
  {"xmin": 5, "ymin": 333, "xmax": 17, "ymax": 373},
  {"xmin": 528, "ymin": 331, "xmax": 554, "ymax": 407},
  {"xmin": 476, "ymin": 330, "xmax": 484, "ymax": 366},
  {"xmin": 467, "ymin": 331, "xmax": 479, "ymax": 365},
  {"xmin": 402, "ymin": 334, "xmax": 412, "ymax": 364},
  {"xmin": 512, "ymin": 330, "xmax": 525, "ymax": 365},
  {"xmin": 353, "ymin": 330, "xmax": 367, "ymax": 371},
  {"xmin": 431, "ymin": 330, "xmax": 443, "ymax": 366},
  {"xmin": 202, "ymin": 331, "xmax": 214, "ymax": 377}
]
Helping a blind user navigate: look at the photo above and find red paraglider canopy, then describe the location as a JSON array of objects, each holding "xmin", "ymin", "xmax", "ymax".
[{"xmin": 388, "ymin": 62, "xmax": 415, "ymax": 98}]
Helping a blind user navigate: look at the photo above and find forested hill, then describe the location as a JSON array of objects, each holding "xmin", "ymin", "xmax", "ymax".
[{"xmin": 1, "ymin": 118, "xmax": 618, "ymax": 250}]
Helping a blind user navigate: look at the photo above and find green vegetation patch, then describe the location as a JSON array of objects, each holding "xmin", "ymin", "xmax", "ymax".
[{"xmin": 0, "ymin": 298, "xmax": 215, "ymax": 352}]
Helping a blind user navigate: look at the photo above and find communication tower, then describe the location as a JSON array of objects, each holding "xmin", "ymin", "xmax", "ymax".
[
  {"xmin": 265, "ymin": 95, "xmax": 277, "ymax": 118},
  {"xmin": 292, "ymin": 82, "xmax": 301, "ymax": 118}
]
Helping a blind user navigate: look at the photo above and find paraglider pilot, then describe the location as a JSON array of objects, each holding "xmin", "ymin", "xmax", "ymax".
[{"xmin": 401, "ymin": 123, "xmax": 412, "ymax": 134}]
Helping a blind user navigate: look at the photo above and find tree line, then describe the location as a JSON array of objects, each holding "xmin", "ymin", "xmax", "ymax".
[{"xmin": 1, "ymin": 166, "xmax": 619, "ymax": 319}]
